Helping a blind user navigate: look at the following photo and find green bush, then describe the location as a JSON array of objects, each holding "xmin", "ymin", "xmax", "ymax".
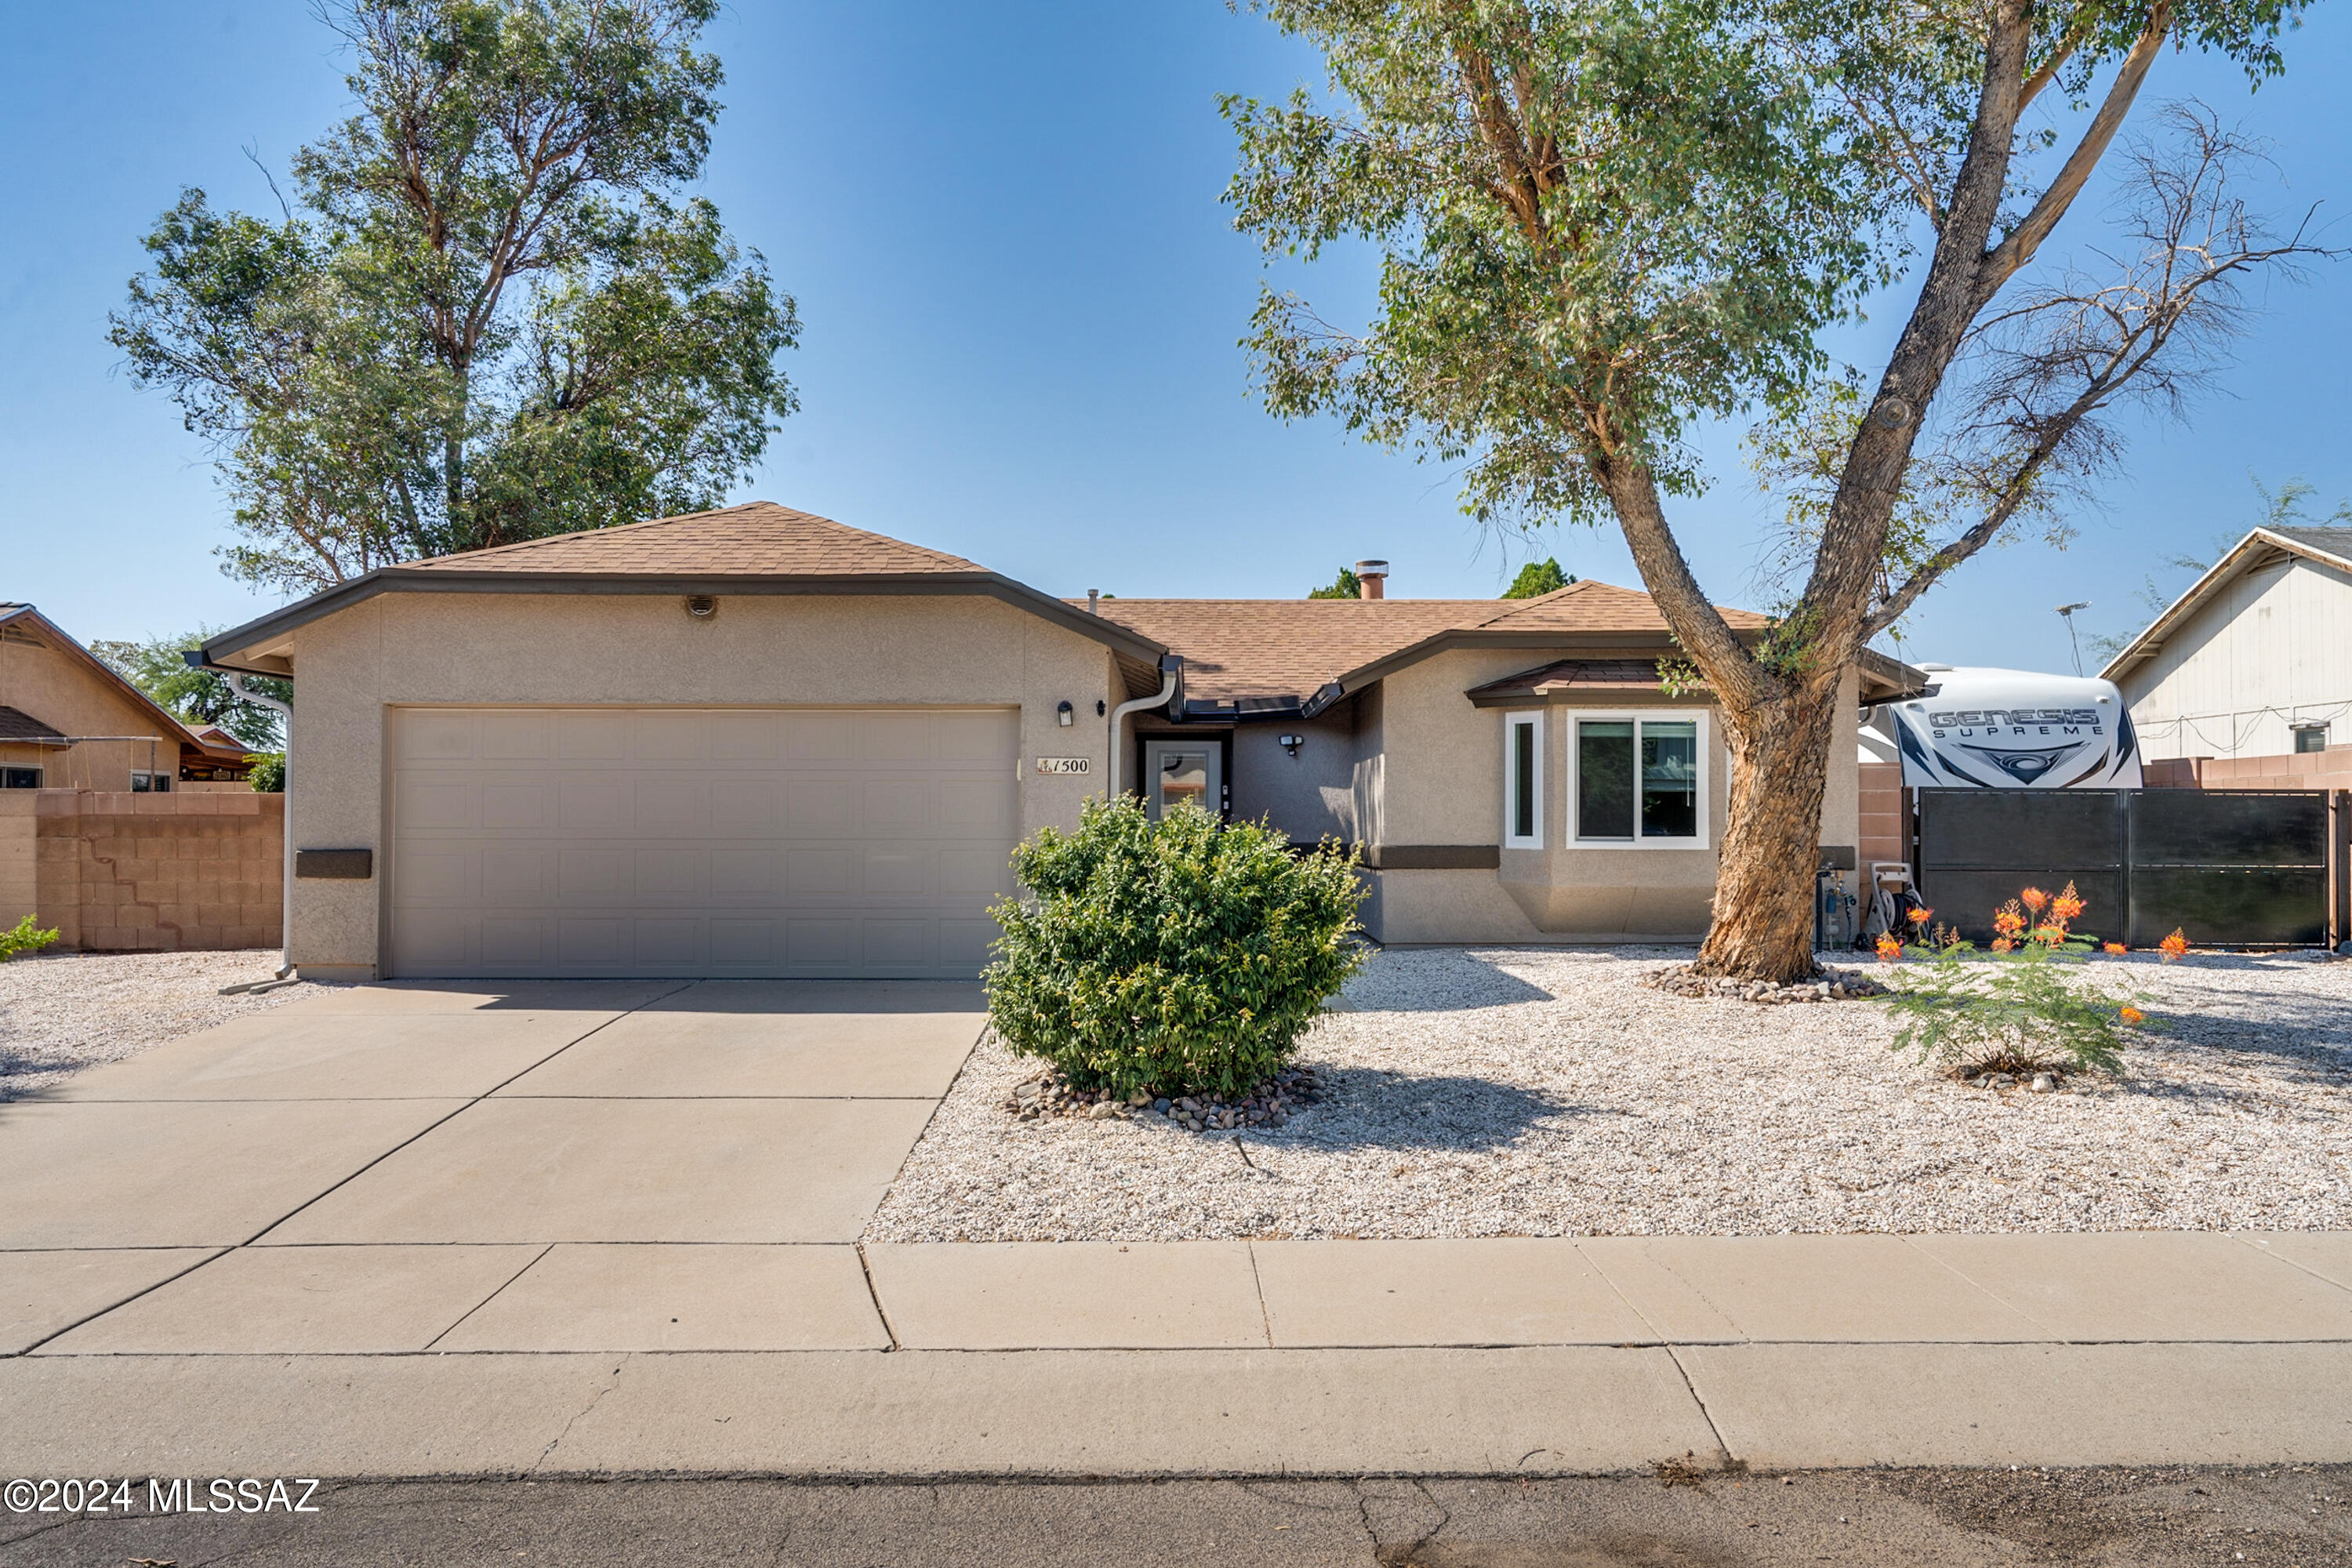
[
  {"xmin": 1882, "ymin": 883, "xmax": 2154, "ymax": 1077},
  {"xmin": 248, "ymin": 752, "xmax": 286, "ymax": 793},
  {"xmin": 984, "ymin": 797, "xmax": 1366, "ymax": 1098},
  {"xmin": 0, "ymin": 913, "xmax": 60, "ymax": 962}
]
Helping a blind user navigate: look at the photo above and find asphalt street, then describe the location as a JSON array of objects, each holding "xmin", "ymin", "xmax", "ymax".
[{"xmin": 2, "ymin": 1465, "xmax": 2349, "ymax": 1566}]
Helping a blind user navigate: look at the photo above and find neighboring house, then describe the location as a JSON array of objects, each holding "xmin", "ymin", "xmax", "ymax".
[
  {"xmin": 0, "ymin": 604, "xmax": 249, "ymax": 791},
  {"xmin": 2101, "ymin": 525, "xmax": 2352, "ymax": 763},
  {"xmin": 195, "ymin": 503, "xmax": 1917, "ymax": 982}
]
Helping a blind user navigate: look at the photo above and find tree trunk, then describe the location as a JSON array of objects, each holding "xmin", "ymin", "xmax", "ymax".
[{"xmin": 1691, "ymin": 675, "xmax": 1844, "ymax": 984}]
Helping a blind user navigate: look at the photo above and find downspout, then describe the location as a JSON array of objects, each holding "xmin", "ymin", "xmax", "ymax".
[
  {"xmin": 220, "ymin": 666, "xmax": 296, "ymax": 982},
  {"xmin": 1106, "ymin": 655, "xmax": 1181, "ymax": 803}
]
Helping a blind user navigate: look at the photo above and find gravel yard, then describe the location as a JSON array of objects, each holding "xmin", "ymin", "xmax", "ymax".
[
  {"xmin": 865, "ymin": 945, "xmax": 2352, "ymax": 1241},
  {"xmin": 0, "ymin": 949, "xmax": 318, "ymax": 1100}
]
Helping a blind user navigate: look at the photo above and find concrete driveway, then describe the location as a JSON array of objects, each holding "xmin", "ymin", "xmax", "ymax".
[{"xmin": 0, "ymin": 978, "xmax": 982, "ymax": 1356}]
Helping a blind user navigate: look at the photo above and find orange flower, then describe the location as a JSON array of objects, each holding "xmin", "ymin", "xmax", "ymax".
[
  {"xmin": 2103, "ymin": 942, "xmax": 2127, "ymax": 956},
  {"xmin": 2033, "ymin": 924, "xmax": 2067, "ymax": 946},
  {"xmin": 1990, "ymin": 937, "xmax": 2015, "ymax": 953},
  {"xmin": 2051, "ymin": 883, "xmax": 2085, "ymax": 924},
  {"xmin": 1993, "ymin": 907, "xmax": 2027, "ymax": 936},
  {"xmin": 1875, "ymin": 932, "xmax": 1903, "ymax": 964},
  {"xmin": 2020, "ymin": 887, "xmax": 2049, "ymax": 913},
  {"xmin": 2119, "ymin": 1005, "xmax": 2146, "ymax": 1025},
  {"xmin": 1907, "ymin": 906, "xmax": 1933, "ymax": 925},
  {"xmin": 2159, "ymin": 928, "xmax": 2190, "ymax": 962}
]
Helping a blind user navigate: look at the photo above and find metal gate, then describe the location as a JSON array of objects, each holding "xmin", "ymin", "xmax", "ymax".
[{"xmin": 1915, "ymin": 789, "xmax": 2332, "ymax": 948}]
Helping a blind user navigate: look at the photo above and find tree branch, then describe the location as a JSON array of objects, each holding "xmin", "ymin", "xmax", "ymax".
[{"xmin": 1979, "ymin": 2, "xmax": 2173, "ymax": 302}]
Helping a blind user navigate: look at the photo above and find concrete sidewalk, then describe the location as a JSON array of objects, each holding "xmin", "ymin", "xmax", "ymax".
[{"xmin": 7, "ymin": 1231, "xmax": 2352, "ymax": 1477}]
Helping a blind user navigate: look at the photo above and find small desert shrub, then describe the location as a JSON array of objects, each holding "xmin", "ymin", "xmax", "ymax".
[
  {"xmin": 1881, "ymin": 883, "xmax": 2160, "ymax": 1077},
  {"xmin": 0, "ymin": 913, "xmax": 60, "ymax": 962},
  {"xmin": 984, "ymin": 797, "xmax": 1365, "ymax": 1098}
]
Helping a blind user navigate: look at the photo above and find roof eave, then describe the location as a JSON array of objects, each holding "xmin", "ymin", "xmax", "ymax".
[
  {"xmin": 2098, "ymin": 526, "xmax": 2352, "ymax": 684},
  {"xmin": 196, "ymin": 567, "xmax": 1171, "ymax": 674}
]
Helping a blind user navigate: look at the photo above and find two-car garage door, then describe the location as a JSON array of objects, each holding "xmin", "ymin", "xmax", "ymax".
[{"xmin": 387, "ymin": 706, "xmax": 1019, "ymax": 978}]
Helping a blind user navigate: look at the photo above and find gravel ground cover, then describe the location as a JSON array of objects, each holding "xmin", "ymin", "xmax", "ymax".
[
  {"xmin": 865, "ymin": 945, "xmax": 2352, "ymax": 1240},
  {"xmin": 0, "ymin": 948, "xmax": 317, "ymax": 1100}
]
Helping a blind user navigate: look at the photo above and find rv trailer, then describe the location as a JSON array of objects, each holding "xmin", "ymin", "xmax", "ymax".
[{"xmin": 1872, "ymin": 665, "xmax": 2142, "ymax": 789}]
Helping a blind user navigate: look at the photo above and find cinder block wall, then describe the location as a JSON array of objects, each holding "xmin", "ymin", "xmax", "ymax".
[
  {"xmin": 2143, "ymin": 747, "xmax": 2352, "ymax": 795},
  {"xmin": 7, "ymin": 791, "xmax": 284, "ymax": 952}
]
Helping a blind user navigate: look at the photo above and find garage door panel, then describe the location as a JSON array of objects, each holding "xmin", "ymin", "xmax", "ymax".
[
  {"xmin": 633, "ymin": 849, "xmax": 704, "ymax": 900},
  {"xmin": 482, "ymin": 712, "xmax": 555, "ymax": 760},
  {"xmin": 786, "ymin": 713, "xmax": 857, "ymax": 762},
  {"xmin": 481, "ymin": 850, "xmax": 556, "ymax": 904},
  {"xmin": 392, "ymin": 706, "xmax": 1020, "ymax": 978},
  {"xmin": 558, "ymin": 779, "xmax": 630, "ymax": 831},
  {"xmin": 555, "ymin": 710, "xmax": 631, "ymax": 759},
  {"xmin": 710, "ymin": 849, "xmax": 781, "ymax": 898},
  {"xmin": 399, "ymin": 711, "xmax": 480, "ymax": 761},
  {"xmin": 400, "ymin": 781, "xmax": 477, "ymax": 830}
]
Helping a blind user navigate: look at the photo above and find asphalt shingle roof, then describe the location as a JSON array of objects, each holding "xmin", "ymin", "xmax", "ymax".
[
  {"xmin": 408, "ymin": 502, "xmax": 985, "ymax": 577},
  {"xmin": 1087, "ymin": 581, "xmax": 1766, "ymax": 702}
]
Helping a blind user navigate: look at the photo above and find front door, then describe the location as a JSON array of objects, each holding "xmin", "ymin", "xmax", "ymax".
[{"xmin": 1142, "ymin": 739, "xmax": 1222, "ymax": 822}]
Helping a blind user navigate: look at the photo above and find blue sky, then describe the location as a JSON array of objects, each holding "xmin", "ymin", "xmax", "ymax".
[{"xmin": 4, "ymin": 1, "xmax": 2347, "ymax": 677}]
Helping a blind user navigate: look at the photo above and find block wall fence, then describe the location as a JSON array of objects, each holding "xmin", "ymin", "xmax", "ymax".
[{"xmin": 0, "ymin": 791, "xmax": 283, "ymax": 952}]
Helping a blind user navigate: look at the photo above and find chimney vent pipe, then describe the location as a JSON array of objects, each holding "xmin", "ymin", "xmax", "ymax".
[{"xmin": 1354, "ymin": 560, "xmax": 1389, "ymax": 600}]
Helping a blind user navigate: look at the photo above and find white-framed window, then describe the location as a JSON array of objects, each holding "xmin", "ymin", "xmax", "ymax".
[
  {"xmin": 1571, "ymin": 711, "xmax": 1705, "ymax": 845},
  {"xmin": 1502, "ymin": 710, "xmax": 1543, "ymax": 849}
]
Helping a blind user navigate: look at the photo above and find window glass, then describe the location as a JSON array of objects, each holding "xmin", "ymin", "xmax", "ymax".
[
  {"xmin": 1641, "ymin": 720, "xmax": 1699, "ymax": 837},
  {"xmin": 1577, "ymin": 720, "xmax": 1635, "ymax": 839},
  {"xmin": 2295, "ymin": 725, "xmax": 2328, "ymax": 754},
  {"xmin": 1156, "ymin": 750, "xmax": 1209, "ymax": 812},
  {"xmin": 1510, "ymin": 720, "xmax": 1537, "ymax": 840},
  {"xmin": 1, "ymin": 768, "xmax": 40, "ymax": 789}
]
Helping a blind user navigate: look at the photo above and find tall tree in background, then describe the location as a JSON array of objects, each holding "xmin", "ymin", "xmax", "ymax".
[
  {"xmin": 1502, "ymin": 557, "xmax": 1574, "ymax": 597},
  {"xmin": 92, "ymin": 630, "xmax": 292, "ymax": 749},
  {"xmin": 112, "ymin": 0, "xmax": 797, "ymax": 595},
  {"xmin": 1225, "ymin": 0, "xmax": 2328, "ymax": 981}
]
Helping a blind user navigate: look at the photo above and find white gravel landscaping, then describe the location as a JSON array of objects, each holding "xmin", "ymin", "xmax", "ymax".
[
  {"xmin": 0, "ymin": 948, "xmax": 318, "ymax": 1101},
  {"xmin": 864, "ymin": 945, "xmax": 2352, "ymax": 1241}
]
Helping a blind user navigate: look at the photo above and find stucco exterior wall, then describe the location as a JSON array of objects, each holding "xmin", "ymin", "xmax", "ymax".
[
  {"xmin": 2120, "ymin": 555, "xmax": 2352, "ymax": 759},
  {"xmin": 0, "ymin": 632, "xmax": 185, "ymax": 791},
  {"xmin": 1225, "ymin": 695, "xmax": 1369, "ymax": 843},
  {"xmin": 283, "ymin": 591, "xmax": 1120, "ymax": 978}
]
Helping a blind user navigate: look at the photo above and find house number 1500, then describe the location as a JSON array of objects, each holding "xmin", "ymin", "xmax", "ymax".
[{"xmin": 1035, "ymin": 757, "xmax": 1091, "ymax": 775}]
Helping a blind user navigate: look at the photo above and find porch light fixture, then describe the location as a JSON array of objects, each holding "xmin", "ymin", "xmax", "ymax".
[
  {"xmin": 683, "ymin": 594, "xmax": 719, "ymax": 619},
  {"xmin": 1279, "ymin": 733, "xmax": 1304, "ymax": 757},
  {"xmin": 1056, "ymin": 701, "xmax": 1074, "ymax": 727}
]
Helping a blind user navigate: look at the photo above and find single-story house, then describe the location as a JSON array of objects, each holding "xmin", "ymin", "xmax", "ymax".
[
  {"xmin": 196, "ymin": 503, "xmax": 1915, "ymax": 981},
  {"xmin": 0, "ymin": 604, "xmax": 251, "ymax": 792},
  {"xmin": 2101, "ymin": 524, "xmax": 2352, "ymax": 764}
]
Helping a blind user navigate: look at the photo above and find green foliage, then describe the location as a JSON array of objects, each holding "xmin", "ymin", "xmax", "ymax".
[
  {"xmin": 0, "ymin": 914, "xmax": 60, "ymax": 963},
  {"xmin": 247, "ymin": 753, "xmax": 288, "ymax": 794},
  {"xmin": 984, "ymin": 797, "xmax": 1367, "ymax": 1098},
  {"xmin": 1223, "ymin": 0, "xmax": 1888, "ymax": 528},
  {"xmin": 1881, "ymin": 889, "xmax": 2151, "ymax": 1076},
  {"xmin": 91, "ymin": 630, "xmax": 290, "ymax": 750},
  {"xmin": 1501, "ymin": 558, "xmax": 1574, "ymax": 597},
  {"xmin": 111, "ymin": 0, "xmax": 797, "ymax": 594},
  {"xmin": 1307, "ymin": 566, "xmax": 1362, "ymax": 599}
]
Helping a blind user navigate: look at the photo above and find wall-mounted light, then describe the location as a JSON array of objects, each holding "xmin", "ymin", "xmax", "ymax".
[
  {"xmin": 1095, "ymin": 699, "xmax": 1106, "ymax": 717},
  {"xmin": 1278, "ymin": 733, "xmax": 1304, "ymax": 757},
  {"xmin": 683, "ymin": 595, "xmax": 719, "ymax": 619},
  {"xmin": 1056, "ymin": 701, "xmax": 1074, "ymax": 728}
]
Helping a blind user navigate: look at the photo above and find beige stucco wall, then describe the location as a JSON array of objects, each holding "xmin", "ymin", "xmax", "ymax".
[
  {"xmin": 1372, "ymin": 652, "xmax": 1862, "ymax": 940},
  {"xmin": 281, "ymin": 590, "xmax": 1120, "ymax": 978},
  {"xmin": 0, "ymin": 632, "xmax": 185, "ymax": 792}
]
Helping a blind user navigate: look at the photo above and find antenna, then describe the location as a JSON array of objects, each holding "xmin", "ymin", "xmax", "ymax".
[{"xmin": 2055, "ymin": 601, "xmax": 2092, "ymax": 677}]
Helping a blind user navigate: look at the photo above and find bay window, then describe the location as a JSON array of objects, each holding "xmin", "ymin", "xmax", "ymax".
[{"xmin": 1573, "ymin": 714, "xmax": 1704, "ymax": 844}]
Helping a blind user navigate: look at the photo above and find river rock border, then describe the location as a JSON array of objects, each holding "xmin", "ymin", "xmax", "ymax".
[
  {"xmin": 1640, "ymin": 963, "xmax": 1891, "ymax": 1004},
  {"xmin": 1006, "ymin": 1064, "xmax": 1326, "ymax": 1131}
]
